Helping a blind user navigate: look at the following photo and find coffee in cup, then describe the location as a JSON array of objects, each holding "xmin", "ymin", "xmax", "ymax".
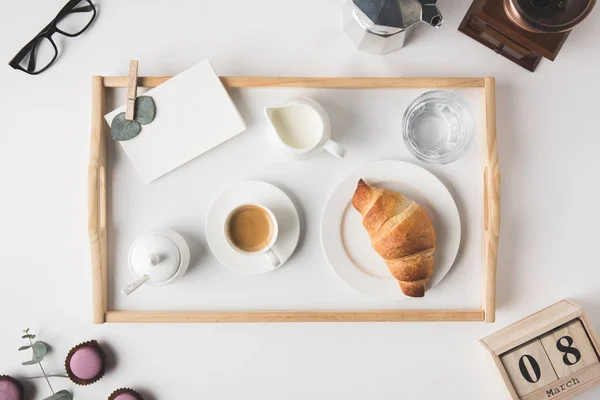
[{"xmin": 225, "ymin": 204, "xmax": 281, "ymax": 267}]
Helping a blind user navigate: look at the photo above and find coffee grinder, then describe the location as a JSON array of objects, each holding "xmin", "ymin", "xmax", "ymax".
[{"xmin": 458, "ymin": 0, "xmax": 596, "ymax": 71}]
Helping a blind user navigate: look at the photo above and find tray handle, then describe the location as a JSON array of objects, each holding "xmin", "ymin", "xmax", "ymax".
[
  {"xmin": 483, "ymin": 77, "xmax": 500, "ymax": 323},
  {"xmin": 89, "ymin": 76, "xmax": 107, "ymax": 324}
]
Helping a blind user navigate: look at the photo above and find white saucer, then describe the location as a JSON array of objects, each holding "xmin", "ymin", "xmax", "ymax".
[
  {"xmin": 206, "ymin": 181, "xmax": 300, "ymax": 275},
  {"xmin": 321, "ymin": 160, "xmax": 461, "ymax": 299}
]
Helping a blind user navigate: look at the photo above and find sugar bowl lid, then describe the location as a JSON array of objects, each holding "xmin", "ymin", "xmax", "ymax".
[
  {"xmin": 504, "ymin": 0, "xmax": 597, "ymax": 33},
  {"xmin": 128, "ymin": 231, "xmax": 182, "ymax": 284}
]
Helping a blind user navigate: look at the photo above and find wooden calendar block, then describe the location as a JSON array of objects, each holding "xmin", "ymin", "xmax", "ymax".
[
  {"xmin": 541, "ymin": 320, "xmax": 599, "ymax": 378},
  {"xmin": 500, "ymin": 340, "xmax": 558, "ymax": 397},
  {"xmin": 481, "ymin": 300, "xmax": 600, "ymax": 400}
]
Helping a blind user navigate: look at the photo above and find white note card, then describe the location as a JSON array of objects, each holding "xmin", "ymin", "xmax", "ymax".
[{"xmin": 105, "ymin": 60, "xmax": 247, "ymax": 183}]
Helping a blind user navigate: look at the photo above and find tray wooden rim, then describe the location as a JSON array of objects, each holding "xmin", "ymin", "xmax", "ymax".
[{"xmin": 89, "ymin": 76, "xmax": 500, "ymax": 323}]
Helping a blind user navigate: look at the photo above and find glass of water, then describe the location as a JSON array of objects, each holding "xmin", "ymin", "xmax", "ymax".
[{"xmin": 403, "ymin": 91, "xmax": 475, "ymax": 164}]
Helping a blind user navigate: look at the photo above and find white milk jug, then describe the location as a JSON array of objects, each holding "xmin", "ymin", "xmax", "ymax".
[{"xmin": 264, "ymin": 97, "xmax": 346, "ymax": 160}]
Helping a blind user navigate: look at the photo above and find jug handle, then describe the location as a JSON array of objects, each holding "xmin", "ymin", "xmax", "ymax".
[{"xmin": 323, "ymin": 140, "xmax": 346, "ymax": 159}]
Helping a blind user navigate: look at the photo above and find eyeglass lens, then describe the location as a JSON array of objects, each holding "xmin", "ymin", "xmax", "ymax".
[
  {"xmin": 14, "ymin": 37, "xmax": 58, "ymax": 74},
  {"xmin": 55, "ymin": 0, "xmax": 96, "ymax": 36}
]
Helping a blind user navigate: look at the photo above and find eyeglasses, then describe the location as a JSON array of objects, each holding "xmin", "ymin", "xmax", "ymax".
[{"xmin": 9, "ymin": 0, "xmax": 97, "ymax": 75}]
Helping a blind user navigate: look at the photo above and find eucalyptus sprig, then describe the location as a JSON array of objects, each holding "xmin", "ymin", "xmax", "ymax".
[
  {"xmin": 110, "ymin": 96, "xmax": 157, "ymax": 141},
  {"xmin": 19, "ymin": 329, "xmax": 72, "ymax": 400}
]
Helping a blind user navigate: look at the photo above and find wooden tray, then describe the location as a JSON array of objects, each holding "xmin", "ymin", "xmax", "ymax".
[{"xmin": 88, "ymin": 76, "xmax": 500, "ymax": 324}]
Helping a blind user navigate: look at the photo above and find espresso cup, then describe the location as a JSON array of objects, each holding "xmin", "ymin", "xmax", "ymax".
[{"xmin": 224, "ymin": 204, "xmax": 281, "ymax": 268}]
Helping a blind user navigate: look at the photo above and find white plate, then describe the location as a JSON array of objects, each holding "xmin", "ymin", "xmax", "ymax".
[
  {"xmin": 206, "ymin": 181, "xmax": 300, "ymax": 275},
  {"xmin": 321, "ymin": 160, "xmax": 461, "ymax": 299}
]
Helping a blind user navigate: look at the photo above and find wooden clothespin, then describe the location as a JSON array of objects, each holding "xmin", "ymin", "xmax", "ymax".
[{"xmin": 125, "ymin": 60, "xmax": 139, "ymax": 120}]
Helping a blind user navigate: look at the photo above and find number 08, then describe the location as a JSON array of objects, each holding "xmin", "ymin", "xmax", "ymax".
[{"xmin": 518, "ymin": 336, "xmax": 581, "ymax": 382}]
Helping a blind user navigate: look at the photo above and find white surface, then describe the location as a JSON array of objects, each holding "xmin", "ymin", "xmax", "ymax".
[
  {"xmin": 1, "ymin": 1, "xmax": 600, "ymax": 400},
  {"xmin": 105, "ymin": 60, "xmax": 247, "ymax": 183},
  {"xmin": 321, "ymin": 160, "xmax": 461, "ymax": 299},
  {"xmin": 206, "ymin": 181, "xmax": 300, "ymax": 275}
]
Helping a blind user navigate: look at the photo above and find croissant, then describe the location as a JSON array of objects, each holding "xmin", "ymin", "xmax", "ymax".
[{"xmin": 352, "ymin": 179, "xmax": 436, "ymax": 297}]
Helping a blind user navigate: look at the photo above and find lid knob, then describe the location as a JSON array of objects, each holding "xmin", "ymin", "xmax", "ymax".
[{"xmin": 146, "ymin": 253, "xmax": 161, "ymax": 267}]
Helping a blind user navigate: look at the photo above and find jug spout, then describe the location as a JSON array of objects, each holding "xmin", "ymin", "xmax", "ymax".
[{"xmin": 265, "ymin": 105, "xmax": 287, "ymax": 119}]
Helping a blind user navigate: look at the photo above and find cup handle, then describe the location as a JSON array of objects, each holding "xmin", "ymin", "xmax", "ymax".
[
  {"xmin": 265, "ymin": 249, "xmax": 281, "ymax": 268},
  {"xmin": 323, "ymin": 139, "xmax": 346, "ymax": 159}
]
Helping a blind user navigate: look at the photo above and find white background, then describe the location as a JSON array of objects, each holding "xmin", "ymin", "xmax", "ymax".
[{"xmin": 1, "ymin": 1, "xmax": 600, "ymax": 399}]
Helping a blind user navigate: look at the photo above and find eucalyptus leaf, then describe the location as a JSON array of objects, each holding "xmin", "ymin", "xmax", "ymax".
[
  {"xmin": 22, "ymin": 334, "xmax": 36, "ymax": 339},
  {"xmin": 111, "ymin": 112, "xmax": 142, "ymax": 141},
  {"xmin": 18, "ymin": 345, "xmax": 31, "ymax": 351},
  {"xmin": 44, "ymin": 390, "xmax": 73, "ymax": 400},
  {"xmin": 22, "ymin": 357, "xmax": 43, "ymax": 365},
  {"xmin": 134, "ymin": 96, "xmax": 156, "ymax": 125},
  {"xmin": 31, "ymin": 341, "xmax": 48, "ymax": 358}
]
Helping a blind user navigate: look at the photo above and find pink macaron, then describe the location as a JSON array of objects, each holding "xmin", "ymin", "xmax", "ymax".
[{"xmin": 65, "ymin": 340, "xmax": 105, "ymax": 386}]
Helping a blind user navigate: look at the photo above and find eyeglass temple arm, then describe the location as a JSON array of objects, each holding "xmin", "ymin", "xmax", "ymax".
[
  {"xmin": 27, "ymin": 42, "xmax": 38, "ymax": 73},
  {"xmin": 70, "ymin": 5, "xmax": 95, "ymax": 13}
]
